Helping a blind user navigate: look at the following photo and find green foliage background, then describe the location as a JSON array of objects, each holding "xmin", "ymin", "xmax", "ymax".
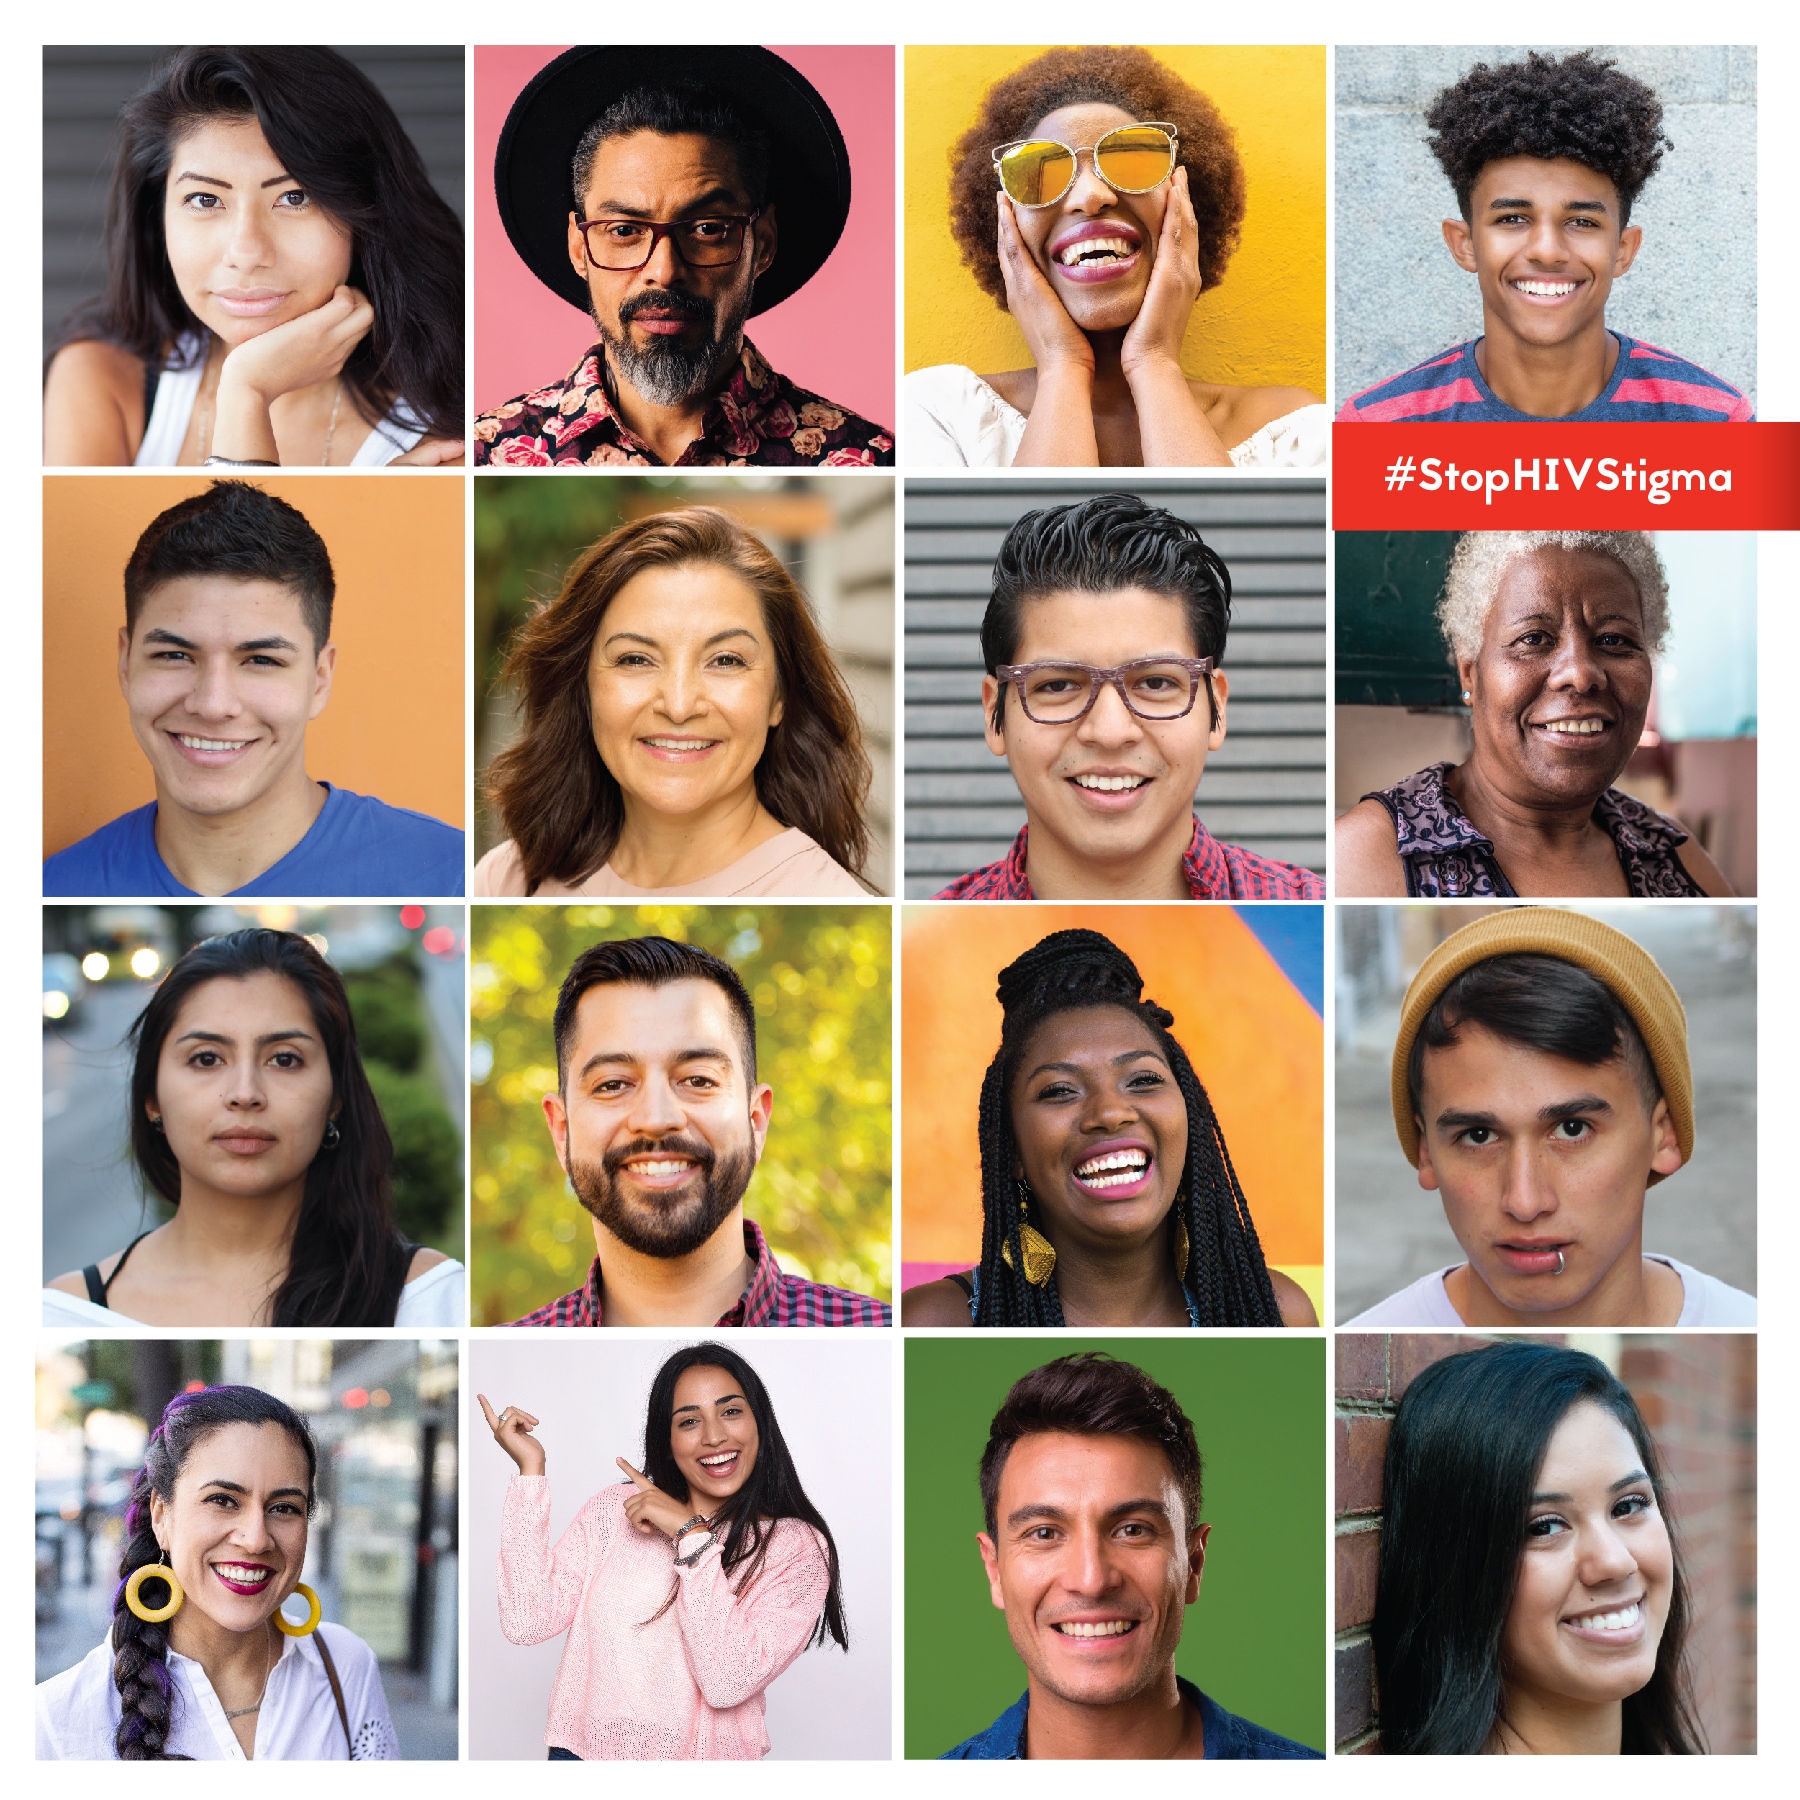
[{"xmin": 470, "ymin": 904, "xmax": 891, "ymax": 1324}]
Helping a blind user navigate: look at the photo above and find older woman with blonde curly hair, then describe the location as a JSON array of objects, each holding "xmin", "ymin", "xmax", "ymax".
[
  {"xmin": 1336, "ymin": 531, "xmax": 1732, "ymax": 898},
  {"xmin": 906, "ymin": 46, "xmax": 1324, "ymax": 468}
]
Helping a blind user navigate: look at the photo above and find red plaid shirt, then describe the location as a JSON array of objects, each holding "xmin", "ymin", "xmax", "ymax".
[
  {"xmin": 934, "ymin": 818, "xmax": 1324, "ymax": 900},
  {"xmin": 501, "ymin": 1219, "xmax": 891, "ymax": 1327}
]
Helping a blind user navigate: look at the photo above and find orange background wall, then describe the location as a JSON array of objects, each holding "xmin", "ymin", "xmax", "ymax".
[
  {"xmin": 44, "ymin": 475, "xmax": 465, "ymax": 857},
  {"xmin": 901, "ymin": 905, "xmax": 1321, "ymax": 1269}
]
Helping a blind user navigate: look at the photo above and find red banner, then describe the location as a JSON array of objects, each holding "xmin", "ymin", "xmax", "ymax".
[{"xmin": 1332, "ymin": 422, "xmax": 1800, "ymax": 528}]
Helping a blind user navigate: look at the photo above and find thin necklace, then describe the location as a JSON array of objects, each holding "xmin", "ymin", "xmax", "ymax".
[
  {"xmin": 193, "ymin": 339, "xmax": 342, "ymax": 465},
  {"xmin": 222, "ymin": 1625, "xmax": 280, "ymax": 1722}
]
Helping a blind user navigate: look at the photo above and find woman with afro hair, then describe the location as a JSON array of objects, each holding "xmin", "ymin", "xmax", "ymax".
[
  {"xmin": 906, "ymin": 47, "xmax": 1325, "ymax": 468},
  {"xmin": 902, "ymin": 928, "xmax": 1315, "ymax": 1327}
]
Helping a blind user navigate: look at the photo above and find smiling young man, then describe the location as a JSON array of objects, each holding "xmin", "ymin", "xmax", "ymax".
[
  {"xmin": 1338, "ymin": 51, "xmax": 1752, "ymax": 423},
  {"xmin": 42, "ymin": 482, "xmax": 464, "ymax": 898},
  {"xmin": 943, "ymin": 1353, "xmax": 1320, "ymax": 1760},
  {"xmin": 503, "ymin": 935, "xmax": 889, "ymax": 1327},
  {"xmin": 476, "ymin": 47, "xmax": 892, "ymax": 467},
  {"xmin": 936, "ymin": 493, "xmax": 1323, "ymax": 900},
  {"xmin": 1348, "ymin": 909, "xmax": 1754, "ymax": 1327}
]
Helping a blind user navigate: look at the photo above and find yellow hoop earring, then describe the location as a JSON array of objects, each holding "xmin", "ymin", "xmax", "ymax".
[
  {"xmin": 274, "ymin": 1581, "xmax": 322, "ymax": 1637},
  {"xmin": 125, "ymin": 1562, "xmax": 184, "ymax": 1623}
]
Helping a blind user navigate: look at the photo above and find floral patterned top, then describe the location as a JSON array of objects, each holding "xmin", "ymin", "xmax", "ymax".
[
  {"xmin": 474, "ymin": 338, "xmax": 894, "ymax": 467},
  {"xmin": 1365, "ymin": 762, "xmax": 1704, "ymax": 898}
]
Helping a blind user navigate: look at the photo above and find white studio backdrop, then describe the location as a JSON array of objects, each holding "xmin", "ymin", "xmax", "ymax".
[{"xmin": 466, "ymin": 1333, "xmax": 893, "ymax": 1760}]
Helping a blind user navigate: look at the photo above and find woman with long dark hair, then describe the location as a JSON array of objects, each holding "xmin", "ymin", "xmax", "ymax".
[
  {"xmin": 44, "ymin": 46, "xmax": 463, "ymax": 467},
  {"xmin": 476, "ymin": 507, "xmax": 875, "ymax": 896},
  {"xmin": 480, "ymin": 1341, "xmax": 848, "ymax": 1760},
  {"xmin": 902, "ymin": 928, "xmax": 1314, "ymax": 1326},
  {"xmin": 43, "ymin": 928, "xmax": 462, "ymax": 1327},
  {"xmin": 37, "ymin": 1385, "xmax": 399, "ymax": 1759},
  {"xmin": 1374, "ymin": 1341, "xmax": 1703, "ymax": 1754}
]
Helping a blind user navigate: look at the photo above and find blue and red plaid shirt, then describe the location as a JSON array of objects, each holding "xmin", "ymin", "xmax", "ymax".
[
  {"xmin": 501, "ymin": 1218, "xmax": 890, "ymax": 1327},
  {"xmin": 934, "ymin": 818, "xmax": 1323, "ymax": 900}
]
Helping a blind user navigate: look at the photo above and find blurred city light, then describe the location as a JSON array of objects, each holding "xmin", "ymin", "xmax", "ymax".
[
  {"xmin": 342, "ymin": 1387, "xmax": 370, "ymax": 1409},
  {"xmin": 400, "ymin": 905, "xmax": 426, "ymax": 930},
  {"xmin": 43, "ymin": 991, "xmax": 70, "ymax": 1020},
  {"xmin": 422, "ymin": 925, "xmax": 457, "ymax": 957},
  {"xmin": 81, "ymin": 953, "xmax": 109, "ymax": 981},
  {"xmin": 129, "ymin": 947, "xmax": 161, "ymax": 979},
  {"xmin": 256, "ymin": 905, "xmax": 299, "ymax": 930}
]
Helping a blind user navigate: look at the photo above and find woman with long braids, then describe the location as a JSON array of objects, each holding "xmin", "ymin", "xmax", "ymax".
[
  {"xmin": 903, "ymin": 927, "xmax": 1314, "ymax": 1326},
  {"xmin": 479, "ymin": 1342, "xmax": 848, "ymax": 1759},
  {"xmin": 1374, "ymin": 1341, "xmax": 1702, "ymax": 1754},
  {"xmin": 37, "ymin": 1385, "xmax": 398, "ymax": 1759},
  {"xmin": 43, "ymin": 928, "xmax": 463, "ymax": 1327}
]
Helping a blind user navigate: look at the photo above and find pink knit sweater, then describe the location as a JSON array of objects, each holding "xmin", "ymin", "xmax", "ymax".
[{"xmin": 498, "ymin": 1477, "xmax": 831, "ymax": 1760}]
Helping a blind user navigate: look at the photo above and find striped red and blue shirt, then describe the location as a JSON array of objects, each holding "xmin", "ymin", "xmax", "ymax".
[
  {"xmin": 935, "ymin": 817, "xmax": 1323, "ymax": 900},
  {"xmin": 501, "ymin": 1219, "xmax": 891, "ymax": 1328},
  {"xmin": 1336, "ymin": 334, "xmax": 1753, "ymax": 423}
]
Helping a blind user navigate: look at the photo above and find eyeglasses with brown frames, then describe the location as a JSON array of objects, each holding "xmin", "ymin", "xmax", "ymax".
[
  {"xmin": 994, "ymin": 656, "xmax": 1218, "ymax": 724},
  {"xmin": 576, "ymin": 209, "xmax": 764, "ymax": 272}
]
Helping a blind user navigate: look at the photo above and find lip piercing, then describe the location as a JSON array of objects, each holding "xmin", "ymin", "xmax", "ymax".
[{"xmin": 1553, "ymin": 1249, "xmax": 1566, "ymax": 1275}]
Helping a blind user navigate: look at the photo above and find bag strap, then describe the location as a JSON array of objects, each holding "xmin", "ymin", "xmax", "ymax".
[{"xmin": 313, "ymin": 1629, "xmax": 354, "ymax": 1757}]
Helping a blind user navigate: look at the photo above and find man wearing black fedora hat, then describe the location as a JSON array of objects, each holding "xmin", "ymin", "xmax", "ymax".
[{"xmin": 475, "ymin": 46, "xmax": 894, "ymax": 467}]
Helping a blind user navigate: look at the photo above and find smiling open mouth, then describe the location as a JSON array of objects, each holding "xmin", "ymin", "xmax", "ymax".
[
  {"xmin": 1563, "ymin": 1600, "xmax": 1641, "ymax": 1633},
  {"xmin": 1072, "ymin": 774, "xmax": 1148, "ymax": 792},
  {"xmin": 1053, "ymin": 1619, "xmax": 1138, "ymax": 1639},
  {"xmin": 1534, "ymin": 718, "xmax": 1610, "ymax": 737},
  {"xmin": 698, "ymin": 1451, "xmax": 740, "ymax": 1474},
  {"xmin": 1075, "ymin": 1148, "xmax": 1149, "ymax": 1190},
  {"xmin": 1511, "ymin": 279, "xmax": 1579, "ymax": 298},
  {"xmin": 1058, "ymin": 236, "xmax": 1138, "ymax": 268},
  {"xmin": 213, "ymin": 1563, "xmax": 276, "ymax": 1594}
]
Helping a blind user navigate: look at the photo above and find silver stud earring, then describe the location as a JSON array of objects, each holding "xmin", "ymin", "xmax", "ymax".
[{"xmin": 1461, "ymin": 690, "xmax": 1471, "ymax": 702}]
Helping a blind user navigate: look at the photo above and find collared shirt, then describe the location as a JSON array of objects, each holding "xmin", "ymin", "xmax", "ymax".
[
  {"xmin": 934, "ymin": 818, "xmax": 1324, "ymax": 901},
  {"xmin": 501, "ymin": 1218, "xmax": 891, "ymax": 1327},
  {"xmin": 473, "ymin": 339, "xmax": 894, "ymax": 467},
  {"xmin": 941, "ymin": 1676, "xmax": 1324, "ymax": 1760}
]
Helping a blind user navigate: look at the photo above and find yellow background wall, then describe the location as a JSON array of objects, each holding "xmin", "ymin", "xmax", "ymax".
[
  {"xmin": 44, "ymin": 475, "xmax": 465, "ymax": 856},
  {"xmin": 905, "ymin": 45, "xmax": 1326, "ymax": 395}
]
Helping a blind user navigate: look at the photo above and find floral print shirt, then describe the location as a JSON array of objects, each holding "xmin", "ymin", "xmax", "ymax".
[{"xmin": 474, "ymin": 338, "xmax": 894, "ymax": 467}]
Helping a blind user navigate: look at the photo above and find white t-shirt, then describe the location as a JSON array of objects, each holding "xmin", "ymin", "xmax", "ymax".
[
  {"xmin": 41, "ymin": 1258, "xmax": 465, "ymax": 1329},
  {"xmin": 1345, "ymin": 1254, "xmax": 1756, "ymax": 1327},
  {"xmin": 36, "ymin": 1622, "xmax": 398, "ymax": 1760},
  {"xmin": 904, "ymin": 363, "xmax": 1329, "ymax": 468}
]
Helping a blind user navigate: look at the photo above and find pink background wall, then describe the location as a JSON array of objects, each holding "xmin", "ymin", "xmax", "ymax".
[{"xmin": 474, "ymin": 45, "xmax": 895, "ymax": 430}]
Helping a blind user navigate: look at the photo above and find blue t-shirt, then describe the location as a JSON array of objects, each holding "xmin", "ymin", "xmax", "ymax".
[
  {"xmin": 43, "ymin": 785, "xmax": 465, "ymax": 898},
  {"xmin": 941, "ymin": 1677, "xmax": 1323, "ymax": 1759},
  {"xmin": 1337, "ymin": 333, "xmax": 1753, "ymax": 423}
]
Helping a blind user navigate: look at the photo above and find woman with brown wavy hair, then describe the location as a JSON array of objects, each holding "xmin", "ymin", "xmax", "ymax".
[
  {"xmin": 475, "ymin": 508, "xmax": 873, "ymax": 896},
  {"xmin": 907, "ymin": 46, "xmax": 1325, "ymax": 469}
]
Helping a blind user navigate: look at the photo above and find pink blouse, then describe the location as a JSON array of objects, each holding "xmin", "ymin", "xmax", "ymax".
[{"xmin": 497, "ymin": 1477, "xmax": 830, "ymax": 1760}]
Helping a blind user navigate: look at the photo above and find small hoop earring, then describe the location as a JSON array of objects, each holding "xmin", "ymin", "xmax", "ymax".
[
  {"xmin": 125, "ymin": 1561, "xmax": 184, "ymax": 1623},
  {"xmin": 274, "ymin": 1581, "xmax": 321, "ymax": 1637},
  {"xmin": 1553, "ymin": 1248, "xmax": 1566, "ymax": 1276},
  {"xmin": 321, "ymin": 1120, "xmax": 341, "ymax": 1150}
]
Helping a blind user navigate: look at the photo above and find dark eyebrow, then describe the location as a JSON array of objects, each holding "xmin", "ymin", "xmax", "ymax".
[
  {"xmin": 176, "ymin": 1028, "xmax": 316, "ymax": 1048},
  {"xmin": 589, "ymin": 186, "xmax": 743, "ymax": 219},
  {"xmin": 576, "ymin": 1046, "xmax": 732, "ymax": 1081},
  {"xmin": 1487, "ymin": 195, "xmax": 1610, "ymax": 214},
  {"xmin": 1532, "ymin": 1469, "xmax": 1649, "ymax": 1504},
  {"xmin": 1025, "ymin": 1049, "xmax": 1166, "ymax": 1083},
  {"xmin": 1541, "ymin": 1094, "xmax": 1612, "ymax": 1123},
  {"xmin": 237, "ymin": 635, "xmax": 301, "ymax": 654},
  {"xmin": 170, "ymin": 171, "xmax": 298, "ymax": 191},
  {"xmin": 197, "ymin": 1478, "xmax": 308, "ymax": 1501},
  {"xmin": 1435, "ymin": 1107, "xmax": 1500, "ymax": 1130},
  {"xmin": 673, "ymin": 1392, "xmax": 745, "ymax": 1415},
  {"xmin": 1006, "ymin": 1497, "xmax": 1172, "ymax": 1528},
  {"xmin": 600, "ymin": 628, "xmax": 758, "ymax": 650},
  {"xmin": 140, "ymin": 626, "xmax": 301, "ymax": 655}
]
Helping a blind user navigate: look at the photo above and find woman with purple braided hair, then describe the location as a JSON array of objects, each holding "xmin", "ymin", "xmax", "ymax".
[{"xmin": 36, "ymin": 1385, "xmax": 399, "ymax": 1760}]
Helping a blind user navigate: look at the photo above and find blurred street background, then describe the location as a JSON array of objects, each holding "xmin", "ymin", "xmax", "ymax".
[
  {"xmin": 42, "ymin": 905, "xmax": 465, "ymax": 1282},
  {"xmin": 36, "ymin": 1338, "xmax": 459, "ymax": 1758},
  {"xmin": 1334, "ymin": 904, "xmax": 1756, "ymax": 1322}
]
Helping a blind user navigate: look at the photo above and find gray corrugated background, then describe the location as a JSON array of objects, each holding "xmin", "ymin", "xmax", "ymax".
[
  {"xmin": 43, "ymin": 45, "xmax": 465, "ymax": 355},
  {"xmin": 902, "ymin": 478, "xmax": 1326, "ymax": 899},
  {"xmin": 1335, "ymin": 45, "xmax": 1756, "ymax": 410}
]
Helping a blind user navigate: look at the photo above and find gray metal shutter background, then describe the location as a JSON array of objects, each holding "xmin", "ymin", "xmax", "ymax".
[
  {"xmin": 903, "ymin": 479, "xmax": 1326, "ymax": 898},
  {"xmin": 44, "ymin": 46, "xmax": 465, "ymax": 355}
]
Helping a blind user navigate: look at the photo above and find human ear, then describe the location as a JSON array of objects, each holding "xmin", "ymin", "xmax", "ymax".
[
  {"xmin": 117, "ymin": 624, "xmax": 133, "ymax": 700},
  {"xmin": 1455, "ymin": 653, "xmax": 1477, "ymax": 706},
  {"xmin": 981, "ymin": 674, "xmax": 1008, "ymax": 758},
  {"xmin": 976, "ymin": 1532, "xmax": 1006, "ymax": 1610},
  {"xmin": 1442, "ymin": 215, "xmax": 1478, "ymax": 273},
  {"xmin": 1647, "ymin": 1095, "xmax": 1683, "ymax": 1178},
  {"xmin": 1183, "ymin": 1521, "xmax": 1210, "ymax": 1604},
  {"xmin": 149, "ymin": 1489, "xmax": 168, "ymax": 1548},
  {"xmin": 567, "ymin": 211, "xmax": 589, "ymax": 279},
  {"xmin": 308, "ymin": 642, "xmax": 337, "ymax": 721},
  {"xmin": 1613, "ymin": 222, "xmax": 1643, "ymax": 278},
  {"xmin": 1415, "ymin": 1121, "xmax": 1441, "ymax": 1192},
  {"xmin": 543, "ymin": 1090, "xmax": 571, "ymax": 1174},
  {"xmin": 748, "ymin": 1083, "xmax": 774, "ymax": 1163},
  {"xmin": 751, "ymin": 204, "xmax": 779, "ymax": 282},
  {"xmin": 1205, "ymin": 670, "xmax": 1229, "ymax": 751}
]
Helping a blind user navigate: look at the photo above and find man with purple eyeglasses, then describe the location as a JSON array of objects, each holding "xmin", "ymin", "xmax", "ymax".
[
  {"xmin": 475, "ymin": 46, "xmax": 893, "ymax": 468},
  {"xmin": 937, "ymin": 493, "xmax": 1324, "ymax": 901}
]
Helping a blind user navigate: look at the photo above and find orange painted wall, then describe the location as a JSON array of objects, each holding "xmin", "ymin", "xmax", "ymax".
[
  {"xmin": 43, "ymin": 475, "xmax": 465, "ymax": 857},
  {"xmin": 901, "ymin": 905, "xmax": 1321, "ymax": 1268}
]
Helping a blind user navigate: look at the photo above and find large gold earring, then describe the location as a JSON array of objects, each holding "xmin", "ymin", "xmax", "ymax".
[
  {"xmin": 274, "ymin": 1581, "xmax": 321, "ymax": 1637},
  {"xmin": 1172, "ymin": 1205, "xmax": 1191, "ymax": 1279},
  {"xmin": 125, "ymin": 1561, "xmax": 183, "ymax": 1623},
  {"xmin": 1000, "ymin": 1180, "xmax": 1057, "ymax": 1286}
]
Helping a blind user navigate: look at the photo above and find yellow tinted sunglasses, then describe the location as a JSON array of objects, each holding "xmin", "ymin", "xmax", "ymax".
[{"xmin": 991, "ymin": 123, "xmax": 1179, "ymax": 207}]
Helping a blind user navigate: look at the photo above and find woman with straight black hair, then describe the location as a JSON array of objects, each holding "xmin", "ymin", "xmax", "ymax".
[
  {"xmin": 1374, "ymin": 1340, "xmax": 1703, "ymax": 1754},
  {"xmin": 43, "ymin": 928, "xmax": 463, "ymax": 1327},
  {"xmin": 45, "ymin": 45, "xmax": 463, "ymax": 467},
  {"xmin": 480, "ymin": 1341, "xmax": 848, "ymax": 1760},
  {"xmin": 36, "ymin": 1385, "xmax": 399, "ymax": 1759},
  {"xmin": 903, "ymin": 927, "xmax": 1314, "ymax": 1327}
]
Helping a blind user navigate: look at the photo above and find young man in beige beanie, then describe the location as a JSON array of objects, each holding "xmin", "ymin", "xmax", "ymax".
[{"xmin": 1346, "ymin": 908, "xmax": 1754, "ymax": 1327}]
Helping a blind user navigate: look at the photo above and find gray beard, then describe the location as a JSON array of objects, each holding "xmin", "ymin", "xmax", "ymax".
[
  {"xmin": 570, "ymin": 1140, "xmax": 755, "ymax": 1260},
  {"xmin": 595, "ymin": 282, "xmax": 755, "ymax": 408}
]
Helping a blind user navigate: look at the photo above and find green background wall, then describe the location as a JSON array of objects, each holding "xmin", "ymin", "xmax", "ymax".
[{"xmin": 904, "ymin": 1336, "xmax": 1326, "ymax": 1758}]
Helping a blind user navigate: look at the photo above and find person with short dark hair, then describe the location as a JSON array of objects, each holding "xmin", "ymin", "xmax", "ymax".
[
  {"xmin": 1374, "ymin": 1341, "xmax": 1703, "ymax": 1753},
  {"xmin": 1347, "ymin": 908, "xmax": 1754, "ymax": 1326},
  {"xmin": 502, "ymin": 936, "xmax": 888, "ymax": 1326},
  {"xmin": 43, "ymin": 482, "xmax": 465, "ymax": 897},
  {"xmin": 1338, "ymin": 51, "xmax": 1751, "ymax": 423},
  {"xmin": 943, "ymin": 1352, "xmax": 1321, "ymax": 1759},
  {"xmin": 475, "ymin": 48, "xmax": 892, "ymax": 467},
  {"xmin": 936, "ymin": 493, "xmax": 1322, "ymax": 900},
  {"xmin": 908, "ymin": 46, "xmax": 1324, "ymax": 467}
]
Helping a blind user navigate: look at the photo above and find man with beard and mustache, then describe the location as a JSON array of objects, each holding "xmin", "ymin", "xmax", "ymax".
[
  {"xmin": 475, "ymin": 47, "xmax": 894, "ymax": 468},
  {"xmin": 502, "ymin": 936, "xmax": 890, "ymax": 1326}
]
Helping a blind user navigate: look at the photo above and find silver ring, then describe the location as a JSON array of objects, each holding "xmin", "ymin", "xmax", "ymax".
[{"xmin": 1553, "ymin": 1249, "xmax": 1566, "ymax": 1276}]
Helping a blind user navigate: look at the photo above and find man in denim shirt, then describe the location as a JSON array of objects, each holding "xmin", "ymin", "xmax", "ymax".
[{"xmin": 941, "ymin": 1354, "xmax": 1321, "ymax": 1759}]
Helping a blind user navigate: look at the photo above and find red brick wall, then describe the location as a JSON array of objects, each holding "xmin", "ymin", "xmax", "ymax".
[{"xmin": 1334, "ymin": 1333, "xmax": 1755, "ymax": 1754}]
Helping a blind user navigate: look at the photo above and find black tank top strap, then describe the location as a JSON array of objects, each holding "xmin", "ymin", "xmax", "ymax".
[
  {"xmin": 86, "ymin": 1231, "xmax": 154, "ymax": 1308},
  {"xmin": 946, "ymin": 1270, "xmax": 974, "ymax": 1299}
]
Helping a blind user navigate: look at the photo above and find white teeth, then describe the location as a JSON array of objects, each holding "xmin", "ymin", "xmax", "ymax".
[
  {"xmin": 1077, "ymin": 1150, "xmax": 1148, "ymax": 1176},
  {"xmin": 643, "ymin": 738, "xmax": 717, "ymax": 750},
  {"xmin": 1568, "ymin": 1601, "xmax": 1640, "ymax": 1631},
  {"xmin": 178, "ymin": 736, "xmax": 251, "ymax": 752},
  {"xmin": 632, "ymin": 1160, "xmax": 694, "ymax": 1177},
  {"xmin": 1056, "ymin": 1619, "xmax": 1135, "ymax": 1638},
  {"xmin": 1058, "ymin": 236, "xmax": 1136, "ymax": 266},
  {"xmin": 699, "ymin": 1453, "xmax": 737, "ymax": 1467},
  {"xmin": 1541, "ymin": 719, "xmax": 1607, "ymax": 735},
  {"xmin": 1073, "ymin": 774, "xmax": 1147, "ymax": 791},
  {"xmin": 215, "ymin": 1564, "xmax": 272, "ymax": 1583},
  {"xmin": 1513, "ymin": 279, "xmax": 1578, "ymax": 296}
]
